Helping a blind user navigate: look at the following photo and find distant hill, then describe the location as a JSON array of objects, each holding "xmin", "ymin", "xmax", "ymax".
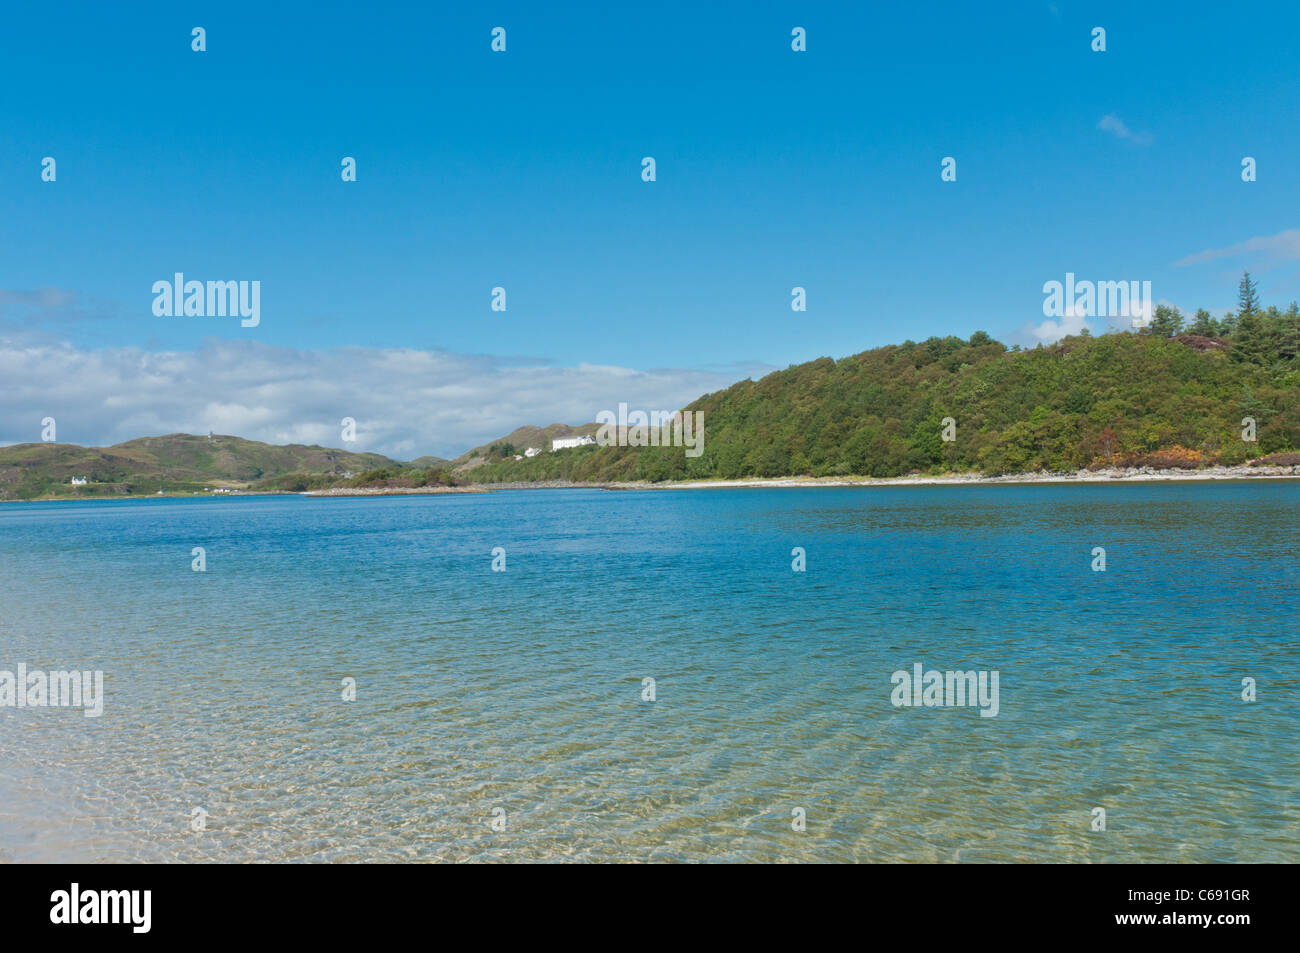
[
  {"xmin": 461, "ymin": 327, "xmax": 1300, "ymax": 484},
  {"xmin": 451, "ymin": 422, "xmax": 601, "ymax": 471},
  {"xmin": 407, "ymin": 455, "xmax": 450, "ymax": 469},
  {"xmin": 0, "ymin": 433, "xmax": 397, "ymax": 500}
]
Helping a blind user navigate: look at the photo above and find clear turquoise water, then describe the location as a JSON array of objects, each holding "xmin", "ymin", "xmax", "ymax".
[{"xmin": 0, "ymin": 484, "xmax": 1296, "ymax": 862}]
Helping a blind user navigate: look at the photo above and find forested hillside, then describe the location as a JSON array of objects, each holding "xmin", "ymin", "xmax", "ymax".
[{"xmin": 466, "ymin": 274, "xmax": 1300, "ymax": 483}]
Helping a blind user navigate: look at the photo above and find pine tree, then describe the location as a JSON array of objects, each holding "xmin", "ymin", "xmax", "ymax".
[
  {"xmin": 1189, "ymin": 308, "xmax": 1220, "ymax": 336},
  {"xmin": 1148, "ymin": 304, "xmax": 1184, "ymax": 337},
  {"xmin": 1230, "ymin": 308, "xmax": 1269, "ymax": 364},
  {"xmin": 1282, "ymin": 302, "xmax": 1300, "ymax": 362},
  {"xmin": 1237, "ymin": 271, "xmax": 1260, "ymax": 319}
]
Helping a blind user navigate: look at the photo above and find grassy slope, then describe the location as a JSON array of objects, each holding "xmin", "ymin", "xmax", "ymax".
[
  {"xmin": 451, "ymin": 422, "xmax": 601, "ymax": 471},
  {"xmin": 0, "ymin": 433, "xmax": 396, "ymax": 500}
]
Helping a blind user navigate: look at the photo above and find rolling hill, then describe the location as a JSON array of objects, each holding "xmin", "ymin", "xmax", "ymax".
[{"xmin": 0, "ymin": 433, "xmax": 398, "ymax": 500}]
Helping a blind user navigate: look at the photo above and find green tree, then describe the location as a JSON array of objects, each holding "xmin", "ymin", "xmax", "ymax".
[
  {"xmin": 1280, "ymin": 302, "xmax": 1300, "ymax": 362},
  {"xmin": 1237, "ymin": 271, "xmax": 1260, "ymax": 319},
  {"xmin": 1230, "ymin": 308, "xmax": 1270, "ymax": 365},
  {"xmin": 1188, "ymin": 308, "xmax": 1220, "ymax": 336},
  {"xmin": 1148, "ymin": 304, "xmax": 1185, "ymax": 337}
]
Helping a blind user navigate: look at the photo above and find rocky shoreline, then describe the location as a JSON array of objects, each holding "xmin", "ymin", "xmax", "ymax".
[
  {"xmin": 604, "ymin": 464, "xmax": 1300, "ymax": 490},
  {"xmin": 11, "ymin": 466, "xmax": 1299, "ymax": 502},
  {"xmin": 461, "ymin": 464, "xmax": 1300, "ymax": 491}
]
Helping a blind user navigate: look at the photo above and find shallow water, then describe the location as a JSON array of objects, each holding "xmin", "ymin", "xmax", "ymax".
[{"xmin": 1, "ymin": 484, "xmax": 1296, "ymax": 862}]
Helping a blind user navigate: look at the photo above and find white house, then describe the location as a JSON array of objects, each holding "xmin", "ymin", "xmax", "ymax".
[
  {"xmin": 70, "ymin": 476, "xmax": 87, "ymax": 485},
  {"xmin": 552, "ymin": 435, "xmax": 595, "ymax": 450},
  {"xmin": 524, "ymin": 447, "xmax": 542, "ymax": 457}
]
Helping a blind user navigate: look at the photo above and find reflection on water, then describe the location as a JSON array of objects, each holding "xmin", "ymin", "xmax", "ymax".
[{"xmin": 0, "ymin": 484, "xmax": 1296, "ymax": 862}]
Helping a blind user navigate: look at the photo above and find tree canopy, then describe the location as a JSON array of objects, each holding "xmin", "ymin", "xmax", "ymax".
[{"xmin": 467, "ymin": 280, "xmax": 1300, "ymax": 483}]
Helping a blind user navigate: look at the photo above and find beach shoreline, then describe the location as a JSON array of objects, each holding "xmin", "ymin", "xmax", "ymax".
[
  {"xmin": 478, "ymin": 463, "xmax": 1300, "ymax": 491},
  {"xmin": 607, "ymin": 464, "xmax": 1300, "ymax": 490},
  {"xmin": 7, "ymin": 465, "xmax": 1300, "ymax": 501}
]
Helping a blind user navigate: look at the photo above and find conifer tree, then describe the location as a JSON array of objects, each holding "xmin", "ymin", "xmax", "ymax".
[
  {"xmin": 1189, "ymin": 308, "xmax": 1219, "ymax": 336},
  {"xmin": 1237, "ymin": 271, "xmax": 1260, "ymax": 319},
  {"xmin": 1148, "ymin": 304, "xmax": 1184, "ymax": 337}
]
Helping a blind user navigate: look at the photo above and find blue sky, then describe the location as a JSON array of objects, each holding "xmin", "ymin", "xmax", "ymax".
[{"xmin": 2, "ymin": 1, "xmax": 1299, "ymax": 457}]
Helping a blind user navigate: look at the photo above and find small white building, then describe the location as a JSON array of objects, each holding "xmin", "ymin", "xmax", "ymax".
[
  {"xmin": 524, "ymin": 447, "xmax": 542, "ymax": 457},
  {"xmin": 70, "ymin": 476, "xmax": 87, "ymax": 485},
  {"xmin": 552, "ymin": 435, "xmax": 595, "ymax": 451}
]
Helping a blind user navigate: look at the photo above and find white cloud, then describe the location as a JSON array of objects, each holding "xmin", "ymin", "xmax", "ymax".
[
  {"xmin": 1026, "ymin": 312, "xmax": 1093, "ymax": 345},
  {"xmin": 0, "ymin": 337, "xmax": 764, "ymax": 460},
  {"xmin": 1172, "ymin": 228, "xmax": 1300, "ymax": 267},
  {"xmin": 1025, "ymin": 306, "xmax": 1156, "ymax": 344},
  {"xmin": 1097, "ymin": 113, "xmax": 1153, "ymax": 147},
  {"xmin": 1025, "ymin": 284, "xmax": 1159, "ymax": 344}
]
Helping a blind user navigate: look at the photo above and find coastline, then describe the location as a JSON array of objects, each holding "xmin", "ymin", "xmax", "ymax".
[
  {"xmin": 7, "ymin": 464, "xmax": 1300, "ymax": 502},
  {"xmin": 606, "ymin": 464, "xmax": 1300, "ymax": 490},
  {"xmin": 0, "ymin": 486, "xmax": 486, "ymax": 503},
  {"xmin": 471, "ymin": 463, "xmax": 1300, "ymax": 490}
]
